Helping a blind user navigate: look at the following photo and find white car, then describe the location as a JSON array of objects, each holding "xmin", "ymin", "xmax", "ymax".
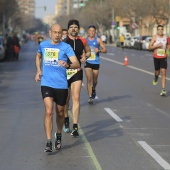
[
  {"xmin": 142, "ymin": 37, "xmax": 152, "ymax": 50},
  {"xmin": 124, "ymin": 37, "xmax": 131, "ymax": 48},
  {"xmin": 129, "ymin": 36, "xmax": 138, "ymax": 48}
]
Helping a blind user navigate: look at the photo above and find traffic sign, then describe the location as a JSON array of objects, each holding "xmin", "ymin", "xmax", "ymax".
[{"xmin": 116, "ymin": 16, "xmax": 121, "ymax": 22}]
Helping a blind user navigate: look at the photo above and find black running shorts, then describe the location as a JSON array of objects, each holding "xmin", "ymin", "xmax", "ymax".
[
  {"xmin": 154, "ymin": 57, "xmax": 167, "ymax": 70},
  {"xmin": 67, "ymin": 69, "xmax": 83, "ymax": 87},
  {"xmin": 84, "ymin": 62, "xmax": 100, "ymax": 70},
  {"xmin": 41, "ymin": 86, "xmax": 68, "ymax": 106}
]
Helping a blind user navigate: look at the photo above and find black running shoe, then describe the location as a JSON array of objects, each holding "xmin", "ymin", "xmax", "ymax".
[
  {"xmin": 71, "ymin": 128, "xmax": 79, "ymax": 137},
  {"xmin": 54, "ymin": 133, "xmax": 62, "ymax": 150},
  {"xmin": 64, "ymin": 121, "xmax": 70, "ymax": 133},
  {"xmin": 92, "ymin": 89, "xmax": 96, "ymax": 99},
  {"xmin": 44, "ymin": 141, "xmax": 52, "ymax": 152}
]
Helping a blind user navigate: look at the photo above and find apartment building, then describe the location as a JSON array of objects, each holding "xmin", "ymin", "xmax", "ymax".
[
  {"xmin": 17, "ymin": 0, "xmax": 35, "ymax": 16},
  {"xmin": 55, "ymin": 0, "xmax": 88, "ymax": 17}
]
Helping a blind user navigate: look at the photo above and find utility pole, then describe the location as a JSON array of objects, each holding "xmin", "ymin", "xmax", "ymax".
[
  {"xmin": 2, "ymin": 15, "xmax": 5, "ymax": 36},
  {"xmin": 169, "ymin": 0, "xmax": 170, "ymax": 35},
  {"xmin": 66, "ymin": 0, "xmax": 70, "ymax": 15},
  {"xmin": 111, "ymin": 8, "xmax": 115, "ymax": 43}
]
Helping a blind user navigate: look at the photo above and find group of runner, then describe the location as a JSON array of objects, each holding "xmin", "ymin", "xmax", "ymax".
[
  {"xmin": 35, "ymin": 20, "xmax": 169, "ymax": 152},
  {"xmin": 35, "ymin": 19, "xmax": 107, "ymax": 152}
]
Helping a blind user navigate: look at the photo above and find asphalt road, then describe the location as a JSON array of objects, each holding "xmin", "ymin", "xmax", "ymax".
[{"xmin": 0, "ymin": 41, "xmax": 170, "ymax": 170}]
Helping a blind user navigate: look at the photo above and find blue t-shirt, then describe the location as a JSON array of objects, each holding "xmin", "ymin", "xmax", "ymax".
[
  {"xmin": 38, "ymin": 40, "xmax": 75, "ymax": 89},
  {"xmin": 86, "ymin": 36, "xmax": 100, "ymax": 64}
]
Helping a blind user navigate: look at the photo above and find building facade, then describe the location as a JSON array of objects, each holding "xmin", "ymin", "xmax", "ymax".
[{"xmin": 17, "ymin": 0, "xmax": 35, "ymax": 16}]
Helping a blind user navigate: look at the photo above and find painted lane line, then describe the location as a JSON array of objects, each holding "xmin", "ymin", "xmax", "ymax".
[
  {"xmin": 107, "ymin": 53, "xmax": 115, "ymax": 55},
  {"xmin": 79, "ymin": 128, "xmax": 102, "ymax": 170},
  {"xmin": 100, "ymin": 56, "xmax": 170, "ymax": 81},
  {"xmin": 68, "ymin": 111, "xmax": 102, "ymax": 170},
  {"xmin": 82, "ymin": 83, "xmax": 84, "ymax": 86},
  {"xmin": 101, "ymin": 57, "xmax": 123, "ymax": 65},
  {"xmin": 104, "ymin": 108, "xmax": 123, "ymax": 122},
  {"xmin": 138, "ymin": 141, "xmax": 170, "ymax": 170},
  {"xmin": 128, "ymin": 65, "xmax": 154, "ymax": 75}
]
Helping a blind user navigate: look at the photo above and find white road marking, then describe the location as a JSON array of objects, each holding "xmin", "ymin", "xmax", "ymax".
[
  {"xmin": 82, "ymin": 83, "xmax": 84, "ymax": 86},
  {"xmin": 100, "ymin": 56, "xmax": 170, "ymax": 81},
  {"xmin": 138, "ymin": 141, "xmax": 170, "ymax": 170},
  {"xmin": 101, "ymin": 57, "xmax": 123, "ymax": 65},
  {"xmin": 104, "ymin": 108, "xmax": 123, "ymax": 122},
  {"xmin": 69, "ymin": 111, "xmax": 102, "ymax": 170},
  {"xmin": 107, "ymin": 53, "xmax": 115, "ymax": 55}
]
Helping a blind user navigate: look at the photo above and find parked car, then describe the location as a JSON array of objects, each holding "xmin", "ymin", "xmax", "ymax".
[
  {"xmin": 0, "ymin": 37, "xmax": 5, "ymax": 61},
  {"xmin": 142, "ymin": 36, "xmax": 152, "ymax": 50},
  {"xmin": 134, "ymin": 36, "xmax": 150, "ymax": 50},
  {"xmin": 124, "ymin": 37, "xmax": 131, "ymax": 48},
  {"xmin": 124, "ymin": 32, "xmax": 131, "ymax": 39},
  {"xmin": 129, "ymin": 36, "xmax": 138, "ymax": 48}
]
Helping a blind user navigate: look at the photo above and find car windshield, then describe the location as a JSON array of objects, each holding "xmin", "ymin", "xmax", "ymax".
[{"xmin": 142, "ymin": 36, "xmax": 149, "ymax": 40}]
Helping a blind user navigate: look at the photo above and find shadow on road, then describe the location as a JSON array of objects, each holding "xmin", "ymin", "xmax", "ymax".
[{"xmin": 80, "ymin": 94, "xmax": 131, "ymax": 107}]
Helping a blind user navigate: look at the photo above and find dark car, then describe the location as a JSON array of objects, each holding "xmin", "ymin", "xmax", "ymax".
[
  {"xmin": 134, "ymin": 36, "xmax": 150, "ymax": 50},
  {"xmin": 0, "ymin": 37, "xmax": 5, "ymax": 61}
]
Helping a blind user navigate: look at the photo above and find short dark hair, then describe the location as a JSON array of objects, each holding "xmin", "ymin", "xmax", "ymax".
[
  {"xmin": 68, "ymin": 19, "xmax": 80, "ymax": 29},
  {"xmin": 88, "ymin": 25, "xmax": 96, "ymax": 30},
  {"xmin": 62, "ymin": 29, "xmax": 68, "ymax": 32},
  {"xmin": 157, "ymin": 25, "xmax": 163, "ymax": 30}
]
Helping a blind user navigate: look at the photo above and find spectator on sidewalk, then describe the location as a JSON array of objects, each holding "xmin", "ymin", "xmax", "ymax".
[
  {"xmin": 6, "ymin": 33, "xmax": 14, "ymax": 61},
  {"xmin": 119, "ymin": 33, "xmax": 125, "ymax": 50},
  {"xmin": 13, "ymin": 33, "xmax": 20, "ymax": 60},
  {"xmin": 101, "ymin": 34, "xmax": 107, "ymax": 44}
]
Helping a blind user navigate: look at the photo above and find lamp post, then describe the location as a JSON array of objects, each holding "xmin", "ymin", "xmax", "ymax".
[
  {"xmin": 169, "ymin": 0, "xmax": 170, "ymax": 35},
  {"xmin": 111, "ymin": 8, "xmax": 115, "ymax": 43},
  {"xmin": 66, "ymin": 0, "xmax": 70, "ymax": 15}
]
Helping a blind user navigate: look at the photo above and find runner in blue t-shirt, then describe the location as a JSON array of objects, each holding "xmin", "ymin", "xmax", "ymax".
[
  {"xmin": 84, "ymin": 25, "xmax": 107, "ymax": 104},
  {"xmin": 35, "ymin": 24, "xmax": 80, "ymax": 152}
]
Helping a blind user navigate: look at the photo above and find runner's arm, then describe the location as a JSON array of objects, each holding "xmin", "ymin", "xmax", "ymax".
[
  {"xmin": 98, "ymin": 38, "xmax": 107, "ymax": 53},
  {"xmin": 84, "ymin": 41, "xmax": 91, "ymax": 59},
  {"xmin": 35, "ymin": 52, "xmax": 42, "ymax": 82},
  {"xmin": 67, "ymin": 56, "xmax": 80, "ymax": 69},
  {"xmin": 167, "ymin": 37, "xmax": 170, "ymax": 49}
]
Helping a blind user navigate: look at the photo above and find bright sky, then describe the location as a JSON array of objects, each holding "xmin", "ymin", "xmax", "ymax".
[{"xmin": 34, "ymin": 0, "xmax": 57, "ymax": 19}]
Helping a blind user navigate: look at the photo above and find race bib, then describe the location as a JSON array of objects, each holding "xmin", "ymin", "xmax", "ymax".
[
  {"xmin": 157, "ymin": 49, "xmax": 165, "ymax": 56},
  {"xmin": 87, "ymin": 52, "xmax": 96, "ymax": 61},
  {"xmin": 44, "ymin": 48, "xmax": 59, "ymax": 65},
  {"xmin": 66, "ymin": 69, "xmax": 78, "ymax": 80}
]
